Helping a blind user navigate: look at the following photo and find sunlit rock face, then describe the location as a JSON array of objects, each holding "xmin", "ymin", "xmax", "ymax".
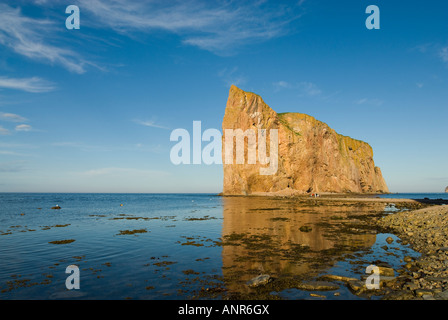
[{"xmin": 222, "ymin": 85, "xmax": 389, "ymax": 195}]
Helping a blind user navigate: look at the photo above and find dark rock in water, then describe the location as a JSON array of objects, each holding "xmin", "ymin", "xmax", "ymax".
[
  {"xmin": 347, "ymin": 280, "xmax": 366, "ymax": 292},
  {"xmin": 386, "ymin": 236, "xmax": 394, "ymax": 244},
  {"xmin": 246, "ymin": 274, "xmax": 271, "ymax": 287},
  {"xmin": 415, "ymin": 289, "xmax": 434, "ymax": 297},
  {"xmin": 51, "ymin": 205, "xmax": 61, "ymax": 210},
  {"xmin": 377, "ymin": 266, "xmax": 395, "ymax": 277},
  {"xmin": 297, "ymin": 281, "xmax": 339, "ymax": 291},
  {"xmin": 319, "ymin": 274, "xmax": 358, "ymax": 283}
]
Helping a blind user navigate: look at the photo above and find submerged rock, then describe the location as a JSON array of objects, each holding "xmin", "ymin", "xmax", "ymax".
[
  {"xmin": 377, "ymin": 266, "xmax": 395, "ymax": 277},
  {"xmin": 246, "ymin": 274, "xmax": 272, "ymax": 287},
  {"xmin": 347, "ymin": 280, "xmax": 366, "ymax": 292},
  {"xmin": 319, "ymin": 274, "xmax": 358, "ymax": 283},
  {"xmin": 415, "ymin": 289, "xmax": 434, "ymax": 297},
  {"xmin": 296, "ymin": 281, "xmax": 339, "ymax": 291}
]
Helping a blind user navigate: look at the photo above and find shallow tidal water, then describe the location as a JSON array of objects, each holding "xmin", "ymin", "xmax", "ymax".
[{"xmin": 0, "ymin": 193, "xmax": 420, "ymax": 300}]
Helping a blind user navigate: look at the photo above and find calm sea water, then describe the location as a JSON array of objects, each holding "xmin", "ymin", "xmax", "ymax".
[
  {"xmin": 377, "ymin": 193, "xmax": 448, "ymax": 200},
  {"xmin": 0, "ymin": 193, "xmax": 433, "ymax": 300}
]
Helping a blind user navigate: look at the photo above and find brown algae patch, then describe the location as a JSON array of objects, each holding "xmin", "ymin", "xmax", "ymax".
[
  {"xmin": 49, "ymin": 239, "xmax": 76, "ymax": 245},
  {"xmin": 182, "ymin": 269, "xmax": 200, "ymax": 275},
  {"xmin": 1, "ymin": 278, "xmax": 40, "ymax": 293},
  {"xmin": 41, "ymin": 224, "xmax": 71, "ymax": 231},
  {"xmin": 195, "ymin": 257, "xmax": 211, "ymax": 262},
  {"xmin": 181, "ymin": 241, "xmax": 204, "ymax": 247},
  {"xmin": 117, "ymin": 229, "xmax": 148, "ymax": 235},
  {"xmin": 184, "ymin": 215, "xmax": 218, "ymax": 221},
  {"xmin": 177, "ymin": 235, "xmax": 219, "ymax": 247},
  {"xmin": 110, "ymin": 217, "xmax": 151, "ymax": 221},
  {"xmin": 153, "ymin": 261, "xmax": 177, "ymax": 267}
]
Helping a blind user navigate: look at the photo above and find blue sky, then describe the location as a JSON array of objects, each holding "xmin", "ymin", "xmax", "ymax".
[{"xmin": 0, "ymin": 0, "xmax": 447, "ymax": 193}]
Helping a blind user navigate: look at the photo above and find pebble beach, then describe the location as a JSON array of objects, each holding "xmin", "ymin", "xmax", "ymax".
[{"xmin": 376, "ymin": 205, "xmax": 448, "ymax": 299}]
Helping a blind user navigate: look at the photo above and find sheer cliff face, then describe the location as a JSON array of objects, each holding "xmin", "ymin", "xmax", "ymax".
[{"xmin": 222, "ymin": 85, "xmax": 389, "ymax": 195}]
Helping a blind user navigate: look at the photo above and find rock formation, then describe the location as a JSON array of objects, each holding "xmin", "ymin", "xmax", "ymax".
[
  {"xmin": 222, "ymin": 85, "xmax": 389, "ymax": 195},
  {"xmin": 445, "ymin": 186, "xmax": 448, "ymax": 193}
]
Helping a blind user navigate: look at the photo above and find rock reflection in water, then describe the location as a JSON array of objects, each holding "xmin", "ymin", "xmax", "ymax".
[{"xmin": 220, "ymin": 197, "xmax": 383, "ymax": 297}]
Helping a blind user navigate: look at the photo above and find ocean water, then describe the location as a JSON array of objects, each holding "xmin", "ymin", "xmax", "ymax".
[
  {"xmin": 378, "ymin": 193, "xmax": 448, "ymax": 200},
  {"xmin": 0, "ymin": 193, "xmax": 425, "ymax": 300}
]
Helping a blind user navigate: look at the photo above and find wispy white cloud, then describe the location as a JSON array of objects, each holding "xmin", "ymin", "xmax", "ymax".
[
  {"xmin": 78, "ymin": 0, "xmax": 303, "ymax": 54},
  {"xmin": 0, "ymin": 142, "xmax": 37, "ymax": 149},
  {"xmin": 0, "ymin": 125, "xmax": 11, "ymax": 135},
  {"xmin": 412, "ymin": 43, "xmax": 448, "ymax": 66},
  {"xmin": 0, "ymin": 112, "xmax": 27, "ymax": 122},
  {"xmin": 15, "ymin": 124, "xmax": 32, "ymax": 132},
  {"xmin": 218, "ymin": 67, "xmax": 246, "ymax": 87},
  {"xmin": 52, "ymin": 141, "xmax": 115, "ymax": 152},
  {"xmin": 0, "ymin": 160, "xmax": 27, "ymax": 173},
  {"xmin": 412, "ymin": 43, "xmax": 433, "ymax": 54},
  {"xmin": 439, "ymin": 47, "xmax": 448, "ymax": 64},
  {"xmin": 80, "ymin": 167, "xmax": 170, "ymax": 177},
  {"xmin": 298, "ymin": 82, "xmax": 321, "ymax": 97},
  {"xmin": 273, "ymin": 81, "xmax": 292, "ymax": 91},
  {"xmin": 355, "ymin": 98, "xmax": 384, "ymax": 107},
  {"xmin": 0, "ymin": 76, "xmax": 55, "ymax": 92},
  {"xmin": 2, "ymin": 1, "xmax": 303, "ymax": 71},
  {"xmin": 0, "ymin": 4, "xmax": 87, "ymax": 73},
  {"xmin": 52, "ymin": 141, "xmax": 164, "ymax": 153},
  {"xmin": 273, "ymin": 80, "xmax": 322, "ymax": 97},
  {"xmin": 0, "ymin": 150, "xmax": 32, "ymax": 156},
  {"xmin": 134, "ymin": 119, "xmax": 170, "ymax": 130}
]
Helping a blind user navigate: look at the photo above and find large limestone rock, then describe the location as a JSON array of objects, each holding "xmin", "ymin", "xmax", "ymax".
[
  {"xmin": 445, "ymin": 186, "xmax": 448, "ymax": 193},
  {"xmin": 222, "ymin": 85, "xmax": 389, "ymax": 195}
]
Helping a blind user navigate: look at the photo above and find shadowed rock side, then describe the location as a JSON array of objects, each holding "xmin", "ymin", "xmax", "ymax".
[{"xmin": 222, "ymin": 85, "xmax": 389, "ymax": 195}]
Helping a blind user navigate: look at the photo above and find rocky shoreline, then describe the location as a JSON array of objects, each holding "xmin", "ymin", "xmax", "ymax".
[{"xmin": 374, "ymin": 205, "xmax": 448, "ymax": 300}]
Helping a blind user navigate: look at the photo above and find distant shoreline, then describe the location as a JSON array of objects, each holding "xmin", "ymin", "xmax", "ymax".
[{"xmin": 218, "ymin": 192, "xmax": 448, "ymax": 205}]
